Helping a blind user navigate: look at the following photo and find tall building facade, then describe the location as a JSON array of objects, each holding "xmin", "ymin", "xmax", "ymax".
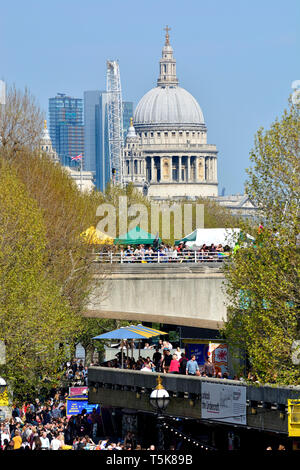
[
  {"xmin": 122, "ymin": 101, "xmax": 134, "ymax": 142},
  {"xmin": 124, "ymin": 29, "xmax": 218, "ymax": 200},
  {"xmin": 84, "ymin": 90, "xmax": 102, "ymax": 174},
  {"xmin": 49, "ymin": 93, "xmax": 84, "ymax": 167},
  {"xmin": 84, "ymin": 90, "xmax": 133, "ymax": 191}
]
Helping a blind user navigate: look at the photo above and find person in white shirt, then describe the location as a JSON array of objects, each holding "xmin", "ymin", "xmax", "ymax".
[
  {"xmin": 40, "ymin": 431, "xmax": 50, "ymax": 450},
  {"xmin": 50, "ymin": 432, "xmax": 62, "ymax": 450},
  {"xmin": 174, "ymin": 347, "xmax": 182, "ymax": 361},
  {"xmin": 0, "ymin": 430, "xmax": 10, "ymax": 447}
]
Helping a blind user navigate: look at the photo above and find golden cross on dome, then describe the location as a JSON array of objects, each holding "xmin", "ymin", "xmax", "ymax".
[{"xmin": 164, "ymin": 25, "xmax": 171, "ymax": 45}]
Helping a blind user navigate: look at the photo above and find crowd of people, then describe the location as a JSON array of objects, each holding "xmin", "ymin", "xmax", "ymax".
[
  {"xmin": 0, "ymin": 357, "xmax": 159, "ymax": 452},
  {"xmin": 104, "ymin": 340, "xmax": 230, "ymax": 379},
  {"xmin": 65, "ymin": 359, "xmax": 88, "ymax": 387},
  {"xmin": 0, "ymin": 407, "xmax": 158, "ymax": 451},
  {"xmin": 100, "ymin": 242, "xmax": 232, "ymax": 263},
  {"xmin": 0, "ymin": 354, "xmax": 287, "ymax": 452}
]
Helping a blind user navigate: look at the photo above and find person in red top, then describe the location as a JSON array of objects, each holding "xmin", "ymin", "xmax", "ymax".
[{"xmin": 169, "ymin": 354, "xmax": 180, "ymax": 374}]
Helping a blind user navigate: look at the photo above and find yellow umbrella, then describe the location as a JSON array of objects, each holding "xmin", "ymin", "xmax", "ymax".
[{"xmin": 81, "ymin": 226, "xmax": 114, "ymax": 245}]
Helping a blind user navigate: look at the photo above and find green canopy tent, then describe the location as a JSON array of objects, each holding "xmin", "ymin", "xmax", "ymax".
[{"xmin": 114, "ymin": 226, "xmax": 162, "ymax": 245}]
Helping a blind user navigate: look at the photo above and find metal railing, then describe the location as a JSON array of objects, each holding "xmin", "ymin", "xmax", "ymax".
[{"xmin": 92, "ymin": 251, "xmax": 231, "ymax": 264}]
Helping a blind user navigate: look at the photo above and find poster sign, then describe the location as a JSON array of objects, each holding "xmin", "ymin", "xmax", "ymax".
[
  {"xmin": 201, "ymin": 382, "xmax": 246, "ymax": 425},
  {"xmin": 185, "ymin": 343, "xmax": 209, "ymax": 366},
  {"xmin": 69, "ymin": 386, "xmax": 88, "ymax": 397},
  {"xmin": 66, "ymin": 399, "xmax": 100, "ymax": 417},
  {"xmin": 209, "ymin": 343, "xmax": 228, "ymax": 375}
]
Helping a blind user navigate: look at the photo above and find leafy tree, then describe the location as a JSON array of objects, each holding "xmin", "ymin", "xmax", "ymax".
[
  {"xmin": 223, "ymin": 99, "xmax": 300, "ymax": 384},
  {"xmin": 0, "ymin": 160, "xmax": 82, "ymax": 400},
  {"xmin": 9, "ymin": 147, "xmax": 100, "ymax": 314}
]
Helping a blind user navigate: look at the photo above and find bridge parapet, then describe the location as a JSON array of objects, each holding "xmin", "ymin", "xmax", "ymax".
[{"xmin": 88, "ymin": 366, "xmax": 300, "ymax": 434}]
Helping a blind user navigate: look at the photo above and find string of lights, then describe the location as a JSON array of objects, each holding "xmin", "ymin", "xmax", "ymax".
[{"xmin": 161, "ymin": 419, "xmax": 216, "ymax": 451}]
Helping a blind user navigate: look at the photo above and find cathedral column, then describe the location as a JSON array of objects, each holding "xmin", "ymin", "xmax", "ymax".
[
  {"xmin": 179, "ymin": 156, "xmax": 182, "ymax": 182},
  {"xmin": 187, "ymin": 156, "xmax": 191, "ymax": 182},
  {"xmin": 214, "ymin": 157, "xmax": 217, "ymax": 181},
  {"xmin": 195, "ymin": 157, "xmax": 199, "ymax": 182},
  {"xmin": 207, "ymin": 157, "xmax": 210, "ymax": 181},
  {"xmin": 205, "ymin": 157, "xmax": 209, "ymax": 181},
  {"xmin": 151, "ymin": 157, "xmax": 155, "ymax": 182},
  {"xmin": 142, "ymin": 159, "xmax": 145, "ymax": 177},
  {"xmin": 158, "ymin": 156, "xmax": 162, "ymax": 182}
]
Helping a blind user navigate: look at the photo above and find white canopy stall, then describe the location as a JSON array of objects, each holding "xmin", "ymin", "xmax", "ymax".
[{"xmin": 175, "ymin": 228, "xmax": 254, "ymax": 249}]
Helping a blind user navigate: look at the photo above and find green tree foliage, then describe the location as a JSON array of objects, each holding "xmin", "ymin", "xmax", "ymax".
[
  {"xmin": 223, "ymin": 100, "xmax": 300, "ymax": 384},
  {"xmin": 0, "ymin": 85, "xmax": 109, "ymax": 398},
  {"xmin": 10, "ymin": 147, "xmax": 99, "ymax": 313},
  {"xmin": 0, "ymin": 161, "xmax": 82, "ymax": 399}
]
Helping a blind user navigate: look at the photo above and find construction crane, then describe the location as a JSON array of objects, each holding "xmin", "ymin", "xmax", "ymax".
[{"xmin": 106, "ymin": 60, "xmax": 124, "ymax": 185}]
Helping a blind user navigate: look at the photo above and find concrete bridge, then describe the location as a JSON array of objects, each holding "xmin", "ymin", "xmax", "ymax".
[{"xmin": 84, "ymin": 263, "xmax": 227, "ymax": 329}]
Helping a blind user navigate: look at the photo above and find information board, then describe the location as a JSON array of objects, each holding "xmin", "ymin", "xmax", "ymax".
[
  {"xmin": 66, "ymin": 399, "xmax": 100, "ymax": 417},
  {"xmin": 201, "ymin": 382, "xmax": 246, "ymax": 425}
]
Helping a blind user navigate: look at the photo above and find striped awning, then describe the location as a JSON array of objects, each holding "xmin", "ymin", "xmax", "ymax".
[{"xmin": 92, "ymin": 324, "xmax": 167, "ymax": 340}]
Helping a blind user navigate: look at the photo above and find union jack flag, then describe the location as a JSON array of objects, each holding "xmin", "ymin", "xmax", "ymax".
[{"xmin": 71, "ymin": 154, "xmax": 83, "ymax": 161}]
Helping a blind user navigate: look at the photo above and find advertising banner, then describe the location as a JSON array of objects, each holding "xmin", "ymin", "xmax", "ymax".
[
  {"xmin": 201, "ymin": 382, "xmax": 246, "ymax": 425},
  {"xmin": 66, "ymin": 399, "xmax": 100, "ymax": 417},
  {"xmin": 209, "ymin": 343, "xmax": 228, "ymax": 375},
  {"xmin": 184, "ymin": 343, "xmax": 209, "ymax": 366},
  {"xmin": 69, "ymin": 386, "xmax": 88, "ymax": 397}
]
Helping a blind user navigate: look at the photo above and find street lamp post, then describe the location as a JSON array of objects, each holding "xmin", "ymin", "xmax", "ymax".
[{"xmin": 150, "ymin": 375, "xmax": 170, "ymax": 451}]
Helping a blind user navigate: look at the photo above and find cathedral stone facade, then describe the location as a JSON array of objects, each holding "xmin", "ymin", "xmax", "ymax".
[{"xmin": 124, "ymin": 29, "xmax": 218, "ymax": 200}]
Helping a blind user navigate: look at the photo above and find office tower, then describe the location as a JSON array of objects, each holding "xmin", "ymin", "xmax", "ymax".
[
  {"xmin": 49, "ymin": 93, "xmax": 84, "ymax": 167},
  {"xmin": 84, "ymin": 90, "xmax": 109, "ymax": 192},
  {"xmin": 123, "ymin": 101, "xmax": 134, "ymax": 140},
  {"xmin": 84, "ymin": 90, "xmax": 101, "ymax": 174},
  {"xmin": 95, "ymin": 92, "xmax": 110, "ymax": 192},
  {"xmin": 84, "ymin": 90, "xmax": 133, "ymax": 192}
]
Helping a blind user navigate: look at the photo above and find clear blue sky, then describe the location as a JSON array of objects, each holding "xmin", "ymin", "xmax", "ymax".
[{"xmin": 1, "ymin": 0, "xmax": 299, "ymax": 194}]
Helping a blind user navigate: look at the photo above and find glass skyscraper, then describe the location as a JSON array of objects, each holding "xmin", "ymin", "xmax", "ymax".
[
  {"xmin": 122, "ymin": 101, "xmax": 134, "ymax": 141},
  {"xmin": 84, "ymin": 91, "xmax": 133, "ymax": 191},
  {"xmin": 49, "ymin": 93, "xmax": 84, "ymax": 167}
]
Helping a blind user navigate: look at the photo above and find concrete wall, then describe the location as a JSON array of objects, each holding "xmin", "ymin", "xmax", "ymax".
[{"xmin": 85, "ymin": 264, "xmax": 227, "ymax": 329}]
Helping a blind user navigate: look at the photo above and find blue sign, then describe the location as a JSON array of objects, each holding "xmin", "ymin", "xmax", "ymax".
[
  {"xmin": 185, "ymin": 343, "xmax": 209, "ymax": 366},
  {"xmin": 66, "ymin": 399, "xmax": 100, "ymax": 416}
]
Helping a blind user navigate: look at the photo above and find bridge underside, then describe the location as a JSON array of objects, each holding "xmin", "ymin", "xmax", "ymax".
[
  {"xmin": 85, "ymin": 264, "xmax": 227, "ymax": 329},
  {"xmin": 83, "ymin": 309, "xmax": 223, "ymax": 329}
]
